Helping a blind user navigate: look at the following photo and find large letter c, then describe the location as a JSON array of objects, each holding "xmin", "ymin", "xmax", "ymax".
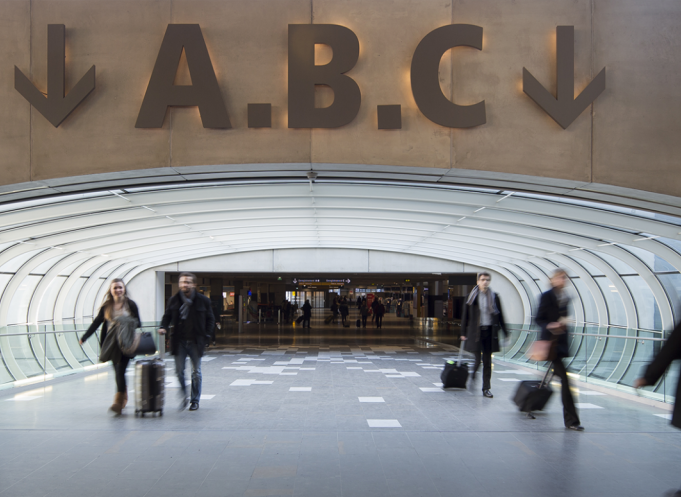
[{"xmin": 411, "ymin": 24, "xmax": 486, "ymax": 128}]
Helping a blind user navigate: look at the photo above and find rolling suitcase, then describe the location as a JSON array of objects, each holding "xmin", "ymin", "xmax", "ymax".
[
  {"xmin": 296, "ymin": 315, "xmax": 304, "ymax": 324},
  {"xmin": 513, "ymin": 366, "xmax": 553, "ymax": 418},
  {"xmin": 356, "ymin": 319, "xmax": 361, "ymax": 327},
  {"xmin": 441, "ymin": 345, "xmax": 468, "ymax": 389},
  {"xmin": 134, "ymin": 337, "xmax": 165, "ymax": 417},
  {"xmin": 342, "ymin": 319, "xmax": 350, "ymax": 328},
  {"xmin": 324, "ymin": 315, "xmax": 334, "ymax": 324}
]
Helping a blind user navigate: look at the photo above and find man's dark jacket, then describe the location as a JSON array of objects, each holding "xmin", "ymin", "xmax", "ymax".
[
  {"xmin": 535, "ymin": 289, "xmax": 570, "ymax": 358},
  {"xmin": 461, "ymin": 289, "xmax": 507, "ymax": 353},
  {"xmin": 81, "ymin": 300, "xmax": 141, "ymax": 346},
  {"xmin": 644, "ymin": 323, "xmax": 681, "ymax": 429},
  {"xmin": 161, "ymin": 291, "xmax": 215, "ymax": 357}
]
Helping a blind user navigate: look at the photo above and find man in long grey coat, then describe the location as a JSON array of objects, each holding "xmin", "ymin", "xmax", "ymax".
[{"xmin": 461, "ymin": 272, "xmax": 508, "ymax": 398}]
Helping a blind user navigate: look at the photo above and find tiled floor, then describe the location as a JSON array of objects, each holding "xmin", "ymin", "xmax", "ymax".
[{"xmin": 1, "ymin": 311, "xmax": 680, "ymax": 497}]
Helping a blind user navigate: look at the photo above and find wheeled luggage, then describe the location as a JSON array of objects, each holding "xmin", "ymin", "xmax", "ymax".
[
  {"xmin": 324, "ymin": 315, "xmax": 334, "ymax": 324},
  {"xmin": 342, "ymin": 319, "xmax": 350, "ymax": 328},
  {"xmin": 356, "ymin": 319, "xmax": 361, "ymax": 327},
  {"xmin": 513, "ymin": 366, "xmax": 553, "ymax": 417},
  {"xmin": 296, "ymin": 315, "xmax": 304, "ymax": 324},
  {"xmin": 441, "ymin": 345, "xmax": 468, "ymax": 389},
  {"xmin": 134, "ymin": 338, "xmax": 165, "ymax": 417}
]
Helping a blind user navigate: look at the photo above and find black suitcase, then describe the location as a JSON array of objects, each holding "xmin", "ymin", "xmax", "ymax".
[
  {"xmin": 343, "ymin": 319, "xmax": 350, "ymax": 328},
  {"xmin": 356, "ymin": 319, "xmax": 361, "ymax": 327},
  {"xmin": 135, "ymin": 339, "xmax": 165, "ymax": 417},
  {"xmin": 513, "ymin": 367, "xmax": 553, "ymax": 417},
  {"xmin": 441, "ymin": 346, "xmax": 468, "ymax": 389},
  {"xmin": 296, "ymin": 315, "xmax": 304, "ymax": 324}
]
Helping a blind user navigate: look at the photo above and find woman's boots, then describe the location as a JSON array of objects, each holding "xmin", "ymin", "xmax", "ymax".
[{"xmin": 110, "ymin": 392, "xmax": 124, "ymax": 415}]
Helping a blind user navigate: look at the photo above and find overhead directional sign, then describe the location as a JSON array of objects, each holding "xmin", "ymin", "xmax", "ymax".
[
  {"xmin": 15, "ymin": 25, "xmax": 95, "ymax": 127},
  {"xmin": 523, "ymin": 26, "xmax": 605, "ymax": 129}
]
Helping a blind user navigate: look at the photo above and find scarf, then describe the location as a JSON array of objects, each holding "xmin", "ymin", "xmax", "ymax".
[
  {"xmin": 179, "ymin": 289, "xmax": 195, "ymax": 321},
  {"xmin": 466, "ymin": 286, "xmax": 499, "ymax": 315}
]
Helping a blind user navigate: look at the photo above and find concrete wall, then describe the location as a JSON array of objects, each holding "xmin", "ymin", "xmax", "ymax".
[
  {"xmin": 129, "ymin": 249, "xmax": 526, "ymax": 324},
  {"xmin": 0, "ymin": 0, "xmax": 679, "ymax": 197}
]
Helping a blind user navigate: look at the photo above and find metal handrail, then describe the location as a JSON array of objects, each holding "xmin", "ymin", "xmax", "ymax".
[
  {"xmin": 0, "ymin": 326, "xmax": 158, "ymax": 338},
  {"xmin": 506, "ymin": 327, "xmax": 666, "ymax": 341}
]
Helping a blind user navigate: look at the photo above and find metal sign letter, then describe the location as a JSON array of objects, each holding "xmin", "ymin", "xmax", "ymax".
[
  {"xmin": 288, "ymin": 24, "xmax": 361, "ymax": 128},
  {"xmin": 410, "ymin": 24, "xmax": 486, "ymax": 128},
  {"xmin": 136, "ymin": 24, "xmax": 231, "ymax": 128}
]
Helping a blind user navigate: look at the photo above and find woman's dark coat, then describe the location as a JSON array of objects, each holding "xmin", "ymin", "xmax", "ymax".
[
  {"xmin": 460, "ymin": 291, "xmax": 507, "ymax": 353},
  {"xmin": 644, "ymin": 323, "xmax": 681, "ymax": 429},
  {"xmin": 535, "ymin": 289, "xmax": 570, "ymax": 358},
  {"xmin": 81, "ymin": 300, "xmax": 141, "ymax": 346},
  {"xmin": 160, "ymin": 291, "xmax": 215, "ymax": 357},
  {"xmin": 302, "ymin": 302, "xmax": 312, "ymax": 318}
]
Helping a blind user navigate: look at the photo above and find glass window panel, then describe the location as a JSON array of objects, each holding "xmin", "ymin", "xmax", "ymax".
[
  {"xmin": 570, "ymin": 256, "xmax": 605, "ymax": 276},
  {"xmin": 622, "ymin": 275, "xmax": 662, "ymax": 330},
  {"xmin": 594, "ymin": 277, "xmax": 628, "ymax": 326},
  {"xmin": 588, "ymin": 250, "xmax": 636, "ymax": 275},
  {"xmin": 7, "ymin": 328, "xmax": 44, "ymax": 377},
  {"xmin": 571, "ymin": 278, "xmax": 599, "ymax": 323},
  {"xmin": 62, "ymin": 278, "xmax": 87, "ymax": 319},
  {"xmin": 37, "ymin": 276, "xmax": 67, "ymax": 322},
  {"xmin": 0, "ymin": 274, "xmax": 13, "ymax": 301},
  {"xmin": 658, "ymin": 237, "xmax": 681, "ymax": 256},
  {"xmin": 0, "ymin": 248, "xmax": 44, "ymax": 273},
  {"xmin": 0, "ymin": 353, "xmax": 15, "ymax": 384},
  {"xmin": 618, "ymin": 244, "xmax": 676, "ymax": 273},
  {"xmin": 520, "ymin": 281, "xmax": 539, "ymax": 314},
  {"xmin": 44, "ymin": 334, "xmax": 71, "ymax": 371},
  {"xmin": 588, "ymin": 335, "xmax": 627, "ymax": 381},
  {"xmin": 619, "ymin": 339, "xmax": 659, "ymax": 387},
  {"xmin": 657, "ymin": 273, "xmax": 681, "ymax": 321},
  {"xmin": 30, "ymin": 254, "xmax": 69, "ymax": 275},
  {"xmin": 7, "ymin": 275, "xmax": 42, "ymax": 325},
  {"xmin": 58, "ymin": 257, "xmax": 88, "ymax": 276},
  {"xmin": 504, "ymin": 265, "xmax": 527, "ymax": 281},
  {"xmin": 80, "ymin": 263, "xmax": 102, "ymax": 278}
]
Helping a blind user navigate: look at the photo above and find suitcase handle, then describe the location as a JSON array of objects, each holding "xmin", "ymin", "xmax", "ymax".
[
  {"xmin": 539, "ymin": 363, "xmax": 554, "ymax": 388},
  {"xmin": 458, "ymin": 343, "xmax": 465, "ymax": 366},
  {"xmin": 158, "ymin": 331, "xmax": 165, "ymax": 359}
]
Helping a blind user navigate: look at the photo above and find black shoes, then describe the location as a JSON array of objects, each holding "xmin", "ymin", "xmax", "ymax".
[
  {"xmin": 483, "ymin": 390, "xmax": 494, "ymax": 398},
  {"xmin": 567, "ymin": 424, "xmax": 585, "ymax": 431},
  {"xmin": 189, "ymin": 402, "xmax": 199, "ymax": 411}
]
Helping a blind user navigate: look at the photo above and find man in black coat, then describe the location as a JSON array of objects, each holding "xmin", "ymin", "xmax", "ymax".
[
  {"xmin": 461, "ymin": 272, "xmax": 508, "ymax": 398},
  {"xmin": 536, "ymin": 269, "xmax": 583, "ymax": 431},
  {"xmin": 159, "ymin": 272, "xmax": 215, "ymax": 411}
]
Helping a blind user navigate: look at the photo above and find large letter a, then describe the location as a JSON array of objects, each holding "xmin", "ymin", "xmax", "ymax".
[{"xmin": 136, "ymin": 24, "xmax": 231, "ymax": 128}]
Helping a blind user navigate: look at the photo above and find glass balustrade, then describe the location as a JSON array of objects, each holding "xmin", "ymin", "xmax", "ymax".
[
  {"xmin": 0, "ymin": 322, "xmax": 163, "ymax": 389},
  {"xmin": 411, "ymin": 321, "xmax": 676, "ymax": 405}
]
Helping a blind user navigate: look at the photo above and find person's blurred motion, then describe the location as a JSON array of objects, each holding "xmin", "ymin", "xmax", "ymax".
[
  {"xmin": 635, "ymin": 323, "xmax": 681, "ymax": 496},
  {"xmin": 536, "ymin": 269, "xmax": 584, "ymax": 431}
]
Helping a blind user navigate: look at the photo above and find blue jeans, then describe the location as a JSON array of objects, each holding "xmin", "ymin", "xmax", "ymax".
[{"xmin": 175, "ymin": 340, "xmax": 201, "ymax": 403}]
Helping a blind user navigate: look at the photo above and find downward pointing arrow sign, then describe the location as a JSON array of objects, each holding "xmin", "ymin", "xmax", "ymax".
[
  {"xmin": 523, "ymin": 26, "xmax": 605, "ymax": 129},
  {"xmin": 15, "ymin": 24, "xmax": 95, "ymax": 127}
]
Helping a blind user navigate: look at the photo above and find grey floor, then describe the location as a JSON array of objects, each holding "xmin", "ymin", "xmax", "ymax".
[{"xmin": 1, "ymin": 313, "xmax": 680, "ymax": 497}]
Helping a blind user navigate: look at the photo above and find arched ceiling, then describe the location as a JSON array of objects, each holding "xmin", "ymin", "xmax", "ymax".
[{"xmin": 1, "ymin": 172, "xmax": 681, "ymax": 333}]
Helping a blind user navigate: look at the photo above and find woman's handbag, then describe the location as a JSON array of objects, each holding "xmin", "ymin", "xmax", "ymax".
[
  {"xmin": 114, "ymin": 316, "xmax": 157, "ymax": 357},
  {"xmin": 526, "ymin": 339, "xmax": 555, "ymax": 361}
]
